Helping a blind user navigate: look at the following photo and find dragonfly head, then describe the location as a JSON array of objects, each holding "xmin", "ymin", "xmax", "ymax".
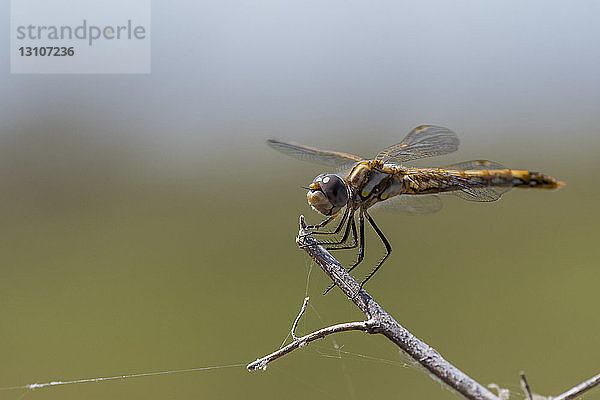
[{"xmin": 307, "ymin": 174, "xmax": 349, "ymax": 216}]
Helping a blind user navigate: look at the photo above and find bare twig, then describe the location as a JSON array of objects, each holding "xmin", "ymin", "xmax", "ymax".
[
  {"xmin": 247, "ymin": 320, "xmax": 375, "ymax": 371},
  {"xmin": 520, "ymin": 372, "xmax": 533, "ymax": 400},
  {"xmin": 248, "ymin": 215, "xmax": 500, "ymax": 400},
  {"xmin": 553, "ymin": 373, "xmax": 600, "ymax": 400},
  {"xmin": 247, "ymin": 215, "xmax": 600, "ymax": 400},
  {"xmin": 291, "ymin": 297, "xmax": 310, "ymax": 341}
]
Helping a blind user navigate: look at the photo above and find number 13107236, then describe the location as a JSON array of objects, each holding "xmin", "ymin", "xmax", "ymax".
[{"xmin": 19, "ymin": 46, "xmax": 74, "ymax": 56}]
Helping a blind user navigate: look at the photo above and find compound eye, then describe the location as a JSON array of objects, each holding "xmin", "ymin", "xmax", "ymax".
[
  {"xmin": 311, "ymin": 174, "xmax": 326, "ymax": 185},
  {"xmin": 320, "ymin": 174, "xmax": 348, "ymax": 208}
]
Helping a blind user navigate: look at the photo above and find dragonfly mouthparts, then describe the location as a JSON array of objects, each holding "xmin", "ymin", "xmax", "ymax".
[{"xmin": 308, "ymin": 182, "xmax": 321, "ymax": 191}]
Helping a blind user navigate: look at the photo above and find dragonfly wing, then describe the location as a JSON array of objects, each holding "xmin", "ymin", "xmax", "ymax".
[
  {"xmin": 442, "ymin": 160, "xmax": 512, "ymax": 202},
  {"xmin": 373, "ymin": 194, "xmax": 443, "ymax": 215},
  {"xmin": 375, "ymin": 125, "xmax": 459, "ymax": 163},
  {"xmin": 447, "ymin": 186, "xmax": 509, "ymax": 202},
  {"xmin": 267, "ymin": 138, "xmax": 365, "ymax": 167},
  {"xmin": 444, "ymin": 160, "xmax": 506, "ymax": 170}
]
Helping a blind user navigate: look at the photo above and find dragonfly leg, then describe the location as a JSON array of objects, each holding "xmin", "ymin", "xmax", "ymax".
[
  {"xmin": 299, "ymin": 211, "xmax": 355, "ymax": 248},
  {"xmin": 345, "ymin": 211, "xmax": 365, "ymax": 275},
  {"xmin": 356, "ymin": 211, "xmax": 391, "ymax": 294},
  {"xmin": 322, "ymin": 211, "xmax": 365, "ymax": 295},
  {"xmin": 305, "ymin": 206, "xmax": 349, "ymax": 235},
  {"xmin": 305, "ymin": 214, "xmax": 336, "ymax": 231},
  {"xmin": 323, "ymin": 216, "xmax": 357, "ymax": 250}
]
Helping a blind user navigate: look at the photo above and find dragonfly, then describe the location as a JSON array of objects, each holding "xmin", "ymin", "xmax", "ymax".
[{"xmin": 267, "ymin": 125, "xmax": 565, "ymax": 294}]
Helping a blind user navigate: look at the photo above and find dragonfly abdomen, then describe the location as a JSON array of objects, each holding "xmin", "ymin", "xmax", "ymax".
[
  {"xmin": 453, "ymin": 169, "xmax": 565, "ymax": 190},
  {"xmin": 509, "ymin": 170, "xmax": 565, "ymax": 189},
  {"xmin": 399, "ymin": 168, "xmax": 564, "ymax": 197}
]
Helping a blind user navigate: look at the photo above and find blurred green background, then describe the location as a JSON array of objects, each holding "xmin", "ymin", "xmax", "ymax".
[{"xmin": 2, "ymin": 1, "xmax": 600, "ymax": 399}]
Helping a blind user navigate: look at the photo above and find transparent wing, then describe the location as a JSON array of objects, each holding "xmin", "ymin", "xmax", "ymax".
[
  {"xmin": 448, "ymin": 186, "xmax": 509, "ymax": 202},
  {"xmin": 442, "ymin": 160, "xmax": 512, "ymax": 202},
  {"xmin": 375, "ymin": 125, "xmax": 459, "ymax": 163},
  {"xmin": 267, "ymin": 138, "xmax": 365, "ymax": 167},
  {"xmin": 444, "ymin": 160, "xmax": 506, "ymax": 170},
  {"xmin": 372, "ymin": 194, "xmax": 443, "ymax": 215}
]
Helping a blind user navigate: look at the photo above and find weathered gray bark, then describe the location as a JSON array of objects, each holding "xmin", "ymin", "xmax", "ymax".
[{"xmin": 247, "ymin": 216, "xmax": 599, "ymax": 400}]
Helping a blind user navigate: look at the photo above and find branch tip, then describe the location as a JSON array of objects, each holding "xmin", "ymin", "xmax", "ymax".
[
  {"xmin": 520, "ymin": 372, "xmax": 533, "ymax": 400},
  {"xmin": 291, "ymin": 297, "xmax": 310, "ymax": 341}
]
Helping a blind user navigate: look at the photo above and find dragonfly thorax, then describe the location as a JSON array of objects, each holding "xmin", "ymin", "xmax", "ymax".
[{"xmin": 307, "ymin": 174, "xmax": 349, "ymax": 216}]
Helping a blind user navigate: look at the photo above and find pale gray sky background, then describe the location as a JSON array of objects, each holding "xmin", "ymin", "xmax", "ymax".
[{"xmin": 2, "ymin": 0, "xmax": 599, "ymax": 163}]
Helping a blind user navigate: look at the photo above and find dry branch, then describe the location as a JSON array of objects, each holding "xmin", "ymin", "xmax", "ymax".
[
  {"xmin": 247, "ymin": 320, "xmax": 374, "ymax": 371},
  {"xmin": 552, "ymin": 372, "xmax": 600, "ymax": 400},
  {"xmin": 247, "ymin": 215, "xmax": 599, "ymax": 400}
]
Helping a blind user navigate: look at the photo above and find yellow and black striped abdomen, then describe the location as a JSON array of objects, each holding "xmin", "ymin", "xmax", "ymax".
[
  {"xmin": 508, "ymin": 170, "xmax": 565, "ymax": 189},
  {"xmin": 455, "ymin": 169, "xmax": 565, "ymax": 190},
  {"xmin": 400, "ymin": 166, "xmax": 564, "ymax": 200}
]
